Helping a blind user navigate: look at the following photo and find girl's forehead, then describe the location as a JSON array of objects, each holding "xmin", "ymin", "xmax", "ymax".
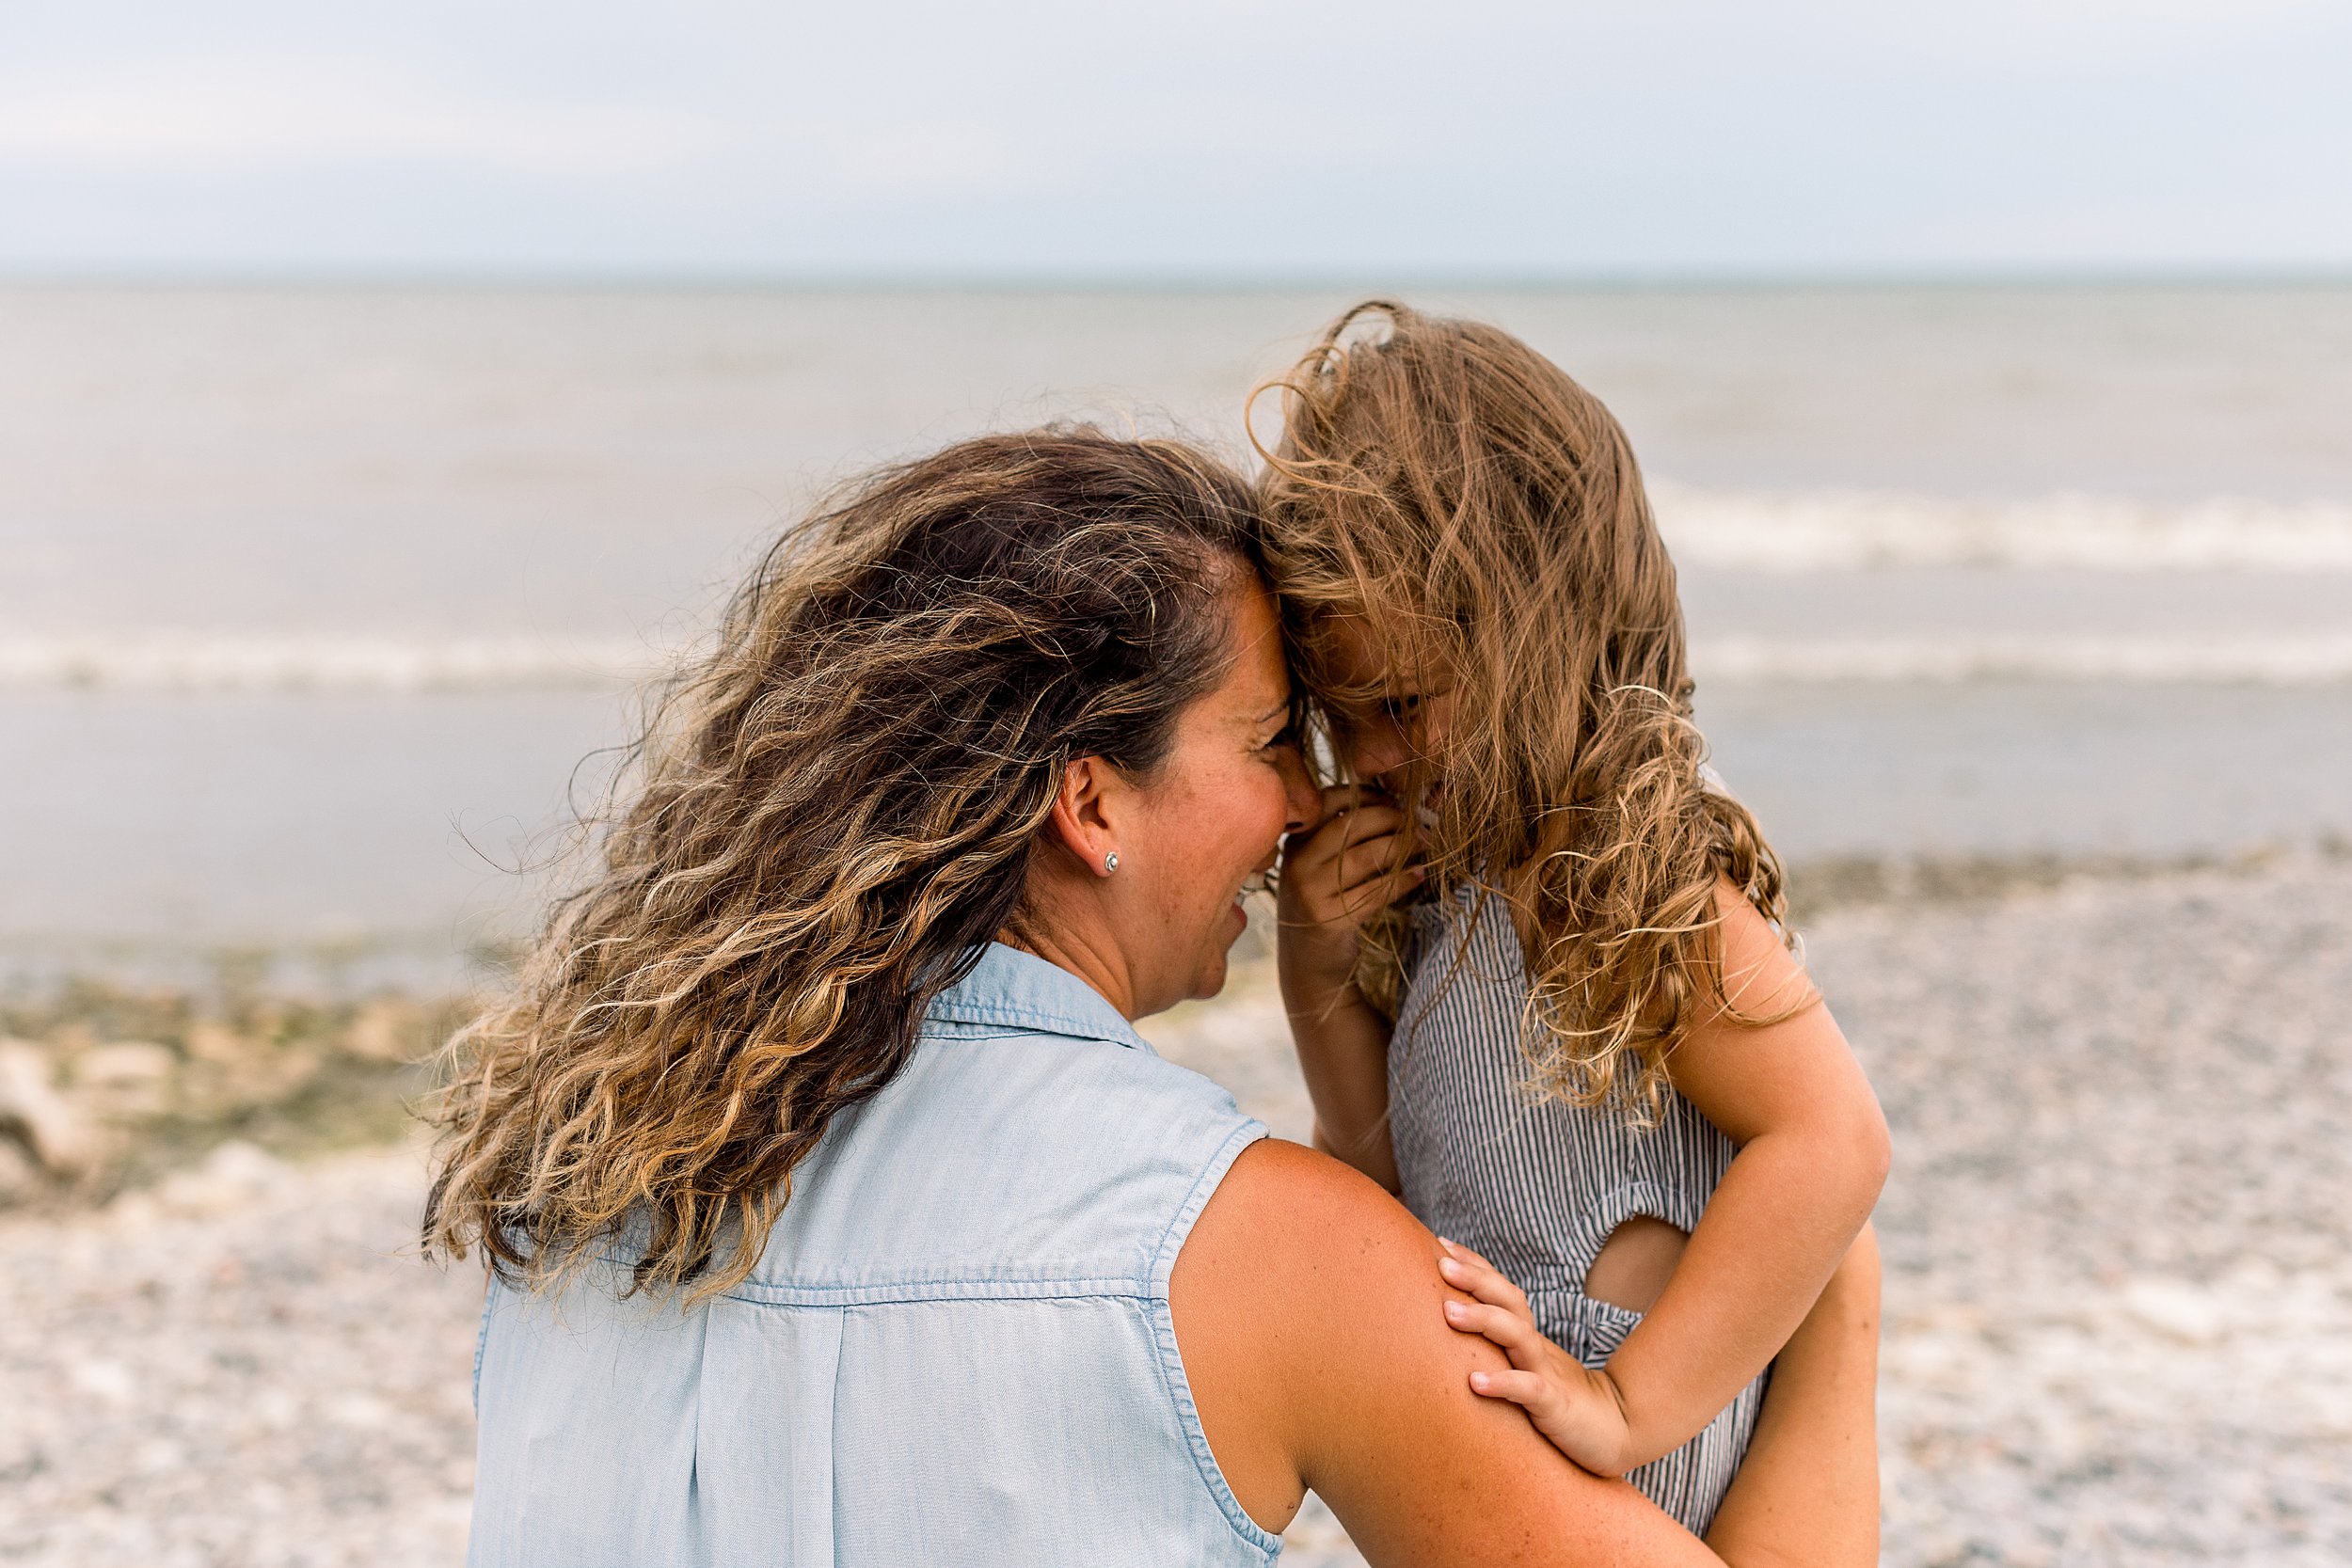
[
  {"xmin": 1316, "ymin": 613, "xmax": 1449, "ymax": 692},
  {"xmin": 1316, "ymin": 615, "xmax": 1389, "ymax": 680}
]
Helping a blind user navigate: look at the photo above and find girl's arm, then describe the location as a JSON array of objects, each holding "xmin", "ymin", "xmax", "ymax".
[
  {"xmin": 1277, "ymin": 785, "xmax": 1419, "ymax": 1193},
  {"xmin": 1601, "ymin": 883, "xmax": 1890, "ymax": 1470},
  {"xmin": 1288, "ymin": 978, "xmax": 1400, "ymax": 1189}
]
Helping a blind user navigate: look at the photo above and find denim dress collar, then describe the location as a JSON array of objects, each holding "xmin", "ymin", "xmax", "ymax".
[{"xmin": 923, "ymin": 941, "xmax": 1159, "ymax": 1055}]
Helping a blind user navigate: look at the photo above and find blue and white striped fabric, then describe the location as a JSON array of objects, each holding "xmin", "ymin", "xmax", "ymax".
[{"xmin": 1387, "ymin": 886, "xmax": 1766, "ymax": 1535}]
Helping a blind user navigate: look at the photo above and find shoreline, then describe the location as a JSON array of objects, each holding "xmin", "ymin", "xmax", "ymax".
[{"xmin": 4, "ymin": 844, "xmax": 2345, "ymax": 1210}]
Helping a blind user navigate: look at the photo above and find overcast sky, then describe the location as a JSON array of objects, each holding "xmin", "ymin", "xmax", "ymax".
[{"xmin": 5, "ymin": 0, "xmax": 2348, "ymax": 278}]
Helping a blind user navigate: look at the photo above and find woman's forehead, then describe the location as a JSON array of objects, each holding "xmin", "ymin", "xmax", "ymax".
[{"xmin": 1222, "ymin": 582, "xmax": 1291, "ymax": 710}]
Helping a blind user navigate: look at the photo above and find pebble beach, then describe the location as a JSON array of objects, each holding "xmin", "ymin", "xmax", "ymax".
[{"xmin": 4, "ymin": 857, "xmax": 2347, "ymax": 1565}]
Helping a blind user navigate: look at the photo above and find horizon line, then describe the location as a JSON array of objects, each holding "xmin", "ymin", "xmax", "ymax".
[{"xmin": 5, "ymin": 262, "xmax": 2350, "ymax": 293}]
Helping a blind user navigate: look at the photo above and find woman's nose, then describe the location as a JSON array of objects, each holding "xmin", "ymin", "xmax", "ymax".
[{"xmin": 1279, "ymin": 746, "xmax": 1318, "ymax": 832}]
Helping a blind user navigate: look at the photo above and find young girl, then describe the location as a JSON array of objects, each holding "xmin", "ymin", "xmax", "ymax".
[{"xmin": 1258, "ymin": 302, "xmax": 1890, "ymax": 1533}]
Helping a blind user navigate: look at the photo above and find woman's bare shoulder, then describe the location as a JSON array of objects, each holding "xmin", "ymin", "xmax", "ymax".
[{"xmin": 1172, "ymin": 1138, "xmax": 1711, "ymax": 1565}]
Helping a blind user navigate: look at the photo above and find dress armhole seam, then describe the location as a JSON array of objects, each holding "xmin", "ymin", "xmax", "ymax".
[{"xmin": 1147, "ymin": 1117, "xmax": 1282, "ymax": 1560}]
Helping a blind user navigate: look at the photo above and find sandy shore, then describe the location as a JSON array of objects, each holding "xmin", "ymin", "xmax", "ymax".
[{"xmin": 4, "ymin": 857, "xmax": 2347, "ymax": 1565}]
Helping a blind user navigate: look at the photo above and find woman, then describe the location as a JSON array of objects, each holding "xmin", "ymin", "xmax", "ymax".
[{"xmin": 426, "ymin": 430, "xmax": 1879, "ymax": 1566}]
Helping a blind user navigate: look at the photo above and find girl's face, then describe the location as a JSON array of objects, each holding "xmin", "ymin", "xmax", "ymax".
[{"xmin": 1321, "ymin": 616, "xmax": 1457, "ymax": 794}]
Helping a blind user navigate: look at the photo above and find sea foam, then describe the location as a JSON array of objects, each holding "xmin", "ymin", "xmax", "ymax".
[
  {"xmin": 7, "ymin": 483, "xmax": 2352, "ymax": 693},
  {"xmin": 1691, "ymin": 634, "xmax": 2352, "ymax": 686},
  {"xmin": 1654, "ymin": 485, "xmax": 2352, "ymax": 573},
  {"xmin": 6, "ymin": 631, "xmax": 2350, "ymax": 691}
]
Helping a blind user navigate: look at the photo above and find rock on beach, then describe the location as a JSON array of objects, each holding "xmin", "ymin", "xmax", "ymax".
[
  {"xmin": 3, "ymin": 859, "xmax": 2348, "ymax": 1566},
  {"xmin": 0, "ymin": 1039, "xmax": 100, "ymax": 1178}
]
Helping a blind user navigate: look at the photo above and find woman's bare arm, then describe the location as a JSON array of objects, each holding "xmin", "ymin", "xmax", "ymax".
[
  {"xmin": 1706, "ymin": 1225, "xmax": 1882, "ymax": 1567},
  {"xmin": 1171, "ymin": 1138, "xmax": 1879, "ymax": 1567}
]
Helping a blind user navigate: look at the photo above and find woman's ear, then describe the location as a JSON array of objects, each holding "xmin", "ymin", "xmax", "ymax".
[{"xmin": 1047, "ymin": 756, "xmax": 1123, "ymax": 879}]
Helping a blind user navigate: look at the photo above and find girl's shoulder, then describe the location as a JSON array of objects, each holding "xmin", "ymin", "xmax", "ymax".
[{"xmin": 1706, "ymin": 881, "xmax": 1818, "ymax": 1020}]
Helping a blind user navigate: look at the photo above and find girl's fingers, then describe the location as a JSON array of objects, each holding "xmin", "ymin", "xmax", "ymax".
[
  {"xmin": 1315, "ymin": 783, "xmax": 1369, "ymax": 818},
  {"xmin": 1442, "ymin": 1298, "xmax": 1542, "ymax": 1361},
  {"xmin": 1333, "ymin": 832, "xmax": 1411, "ymax": 889},
  {"xmin": 1438, "ymin": 1242, "xmax": 1533, "ymax": 1317},
  {"xmin": 1334, "ymin": 862, "xmax": 1425, "ymax": 925},
  {"xmin": 1308, "ymin": 784, "xmax": 1398, "ymax": 833},
  {"xmin": 1463, "ymin": 1246, "xmax": 1531, "ymax": 1313},
  {"xmin": 1318, "ymin": 782, "xmax": 1398, "ymax": 813},
  {"xmin": 1327, "ymin": 808, "xmax": 1406, "ymax": 848},
  {"xmin": 1446, "ymin": 1238, "xmax": 1501, "ymax": 1275},
  {"xmin": 1285, "ymin": 794, "xmax": 1370, "ymax": 843},
  {"xmin": 1364, "ymin": 859, "xmax": 1430, "ymax": 904},
  {"xmin": 1286, "ymin": 811, "xmax": 1406, "ymax": 879},
  {"xmin": 1467, "ymin": 1368, "xmax": 1557, "ymax": 1417},
  {"xmin": 1295, "ymin": 827, "xmax": 1406, "ymax": 901}
]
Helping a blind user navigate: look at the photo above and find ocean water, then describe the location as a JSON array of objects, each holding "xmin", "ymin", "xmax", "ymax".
[{"xmin": 4, "ymin": 283, "xmax": 2348, "ymax": 983}]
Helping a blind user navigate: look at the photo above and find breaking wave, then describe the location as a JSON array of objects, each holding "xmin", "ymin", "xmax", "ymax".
[
  {"xmin": 1654, "ymin": 484, "xmax": 2352, "ymax": 572},
  {"xmin": 4, "ymin": 630, "xmax": 2350, "ymax": 692},
  {"xmin": 1692, "ymin": 634, "xmax": 2352, "ymax": 686}
]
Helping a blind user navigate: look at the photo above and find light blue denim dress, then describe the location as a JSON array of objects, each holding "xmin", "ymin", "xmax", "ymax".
[{"xmin": 468, "ymin": 942, "xmax": 1278, "ymax": 1567}]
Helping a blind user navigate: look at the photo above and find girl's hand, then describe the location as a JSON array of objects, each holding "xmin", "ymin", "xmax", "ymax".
[
  {"xmin": 1438, "ymin": 1239, "xmax": 1639, "ymax": 1479},
  {"xmin": 1277, "ymin": 784, "xmax": 1422, "ymax": 997}
]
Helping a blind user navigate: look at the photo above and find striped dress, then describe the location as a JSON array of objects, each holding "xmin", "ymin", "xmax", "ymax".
[{"xmin": 1387, "ymin": 885, "xmax": 1766, "ymax": 1535}]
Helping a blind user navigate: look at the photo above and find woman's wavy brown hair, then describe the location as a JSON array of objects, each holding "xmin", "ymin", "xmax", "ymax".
[
  {"xmin": 1256, "ymin": 301, "xmax": 1800, "ymax": 1122},
  {"xmin": 423, "ymin": 429, "xmax": 1261, "ymax": 1303}
]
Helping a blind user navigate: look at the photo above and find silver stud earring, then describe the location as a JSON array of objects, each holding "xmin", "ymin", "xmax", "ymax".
[{"xmin": 1104, "ymin": 850, "xmax": 1120, "ymax": 873}]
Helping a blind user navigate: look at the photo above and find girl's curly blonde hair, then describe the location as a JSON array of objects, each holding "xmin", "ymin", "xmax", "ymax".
[
  {"xmin": 1256, "ymin": 301, "xmax": 1797, "ymax": 1121},
  {"xmin": 423, "ymin": 429, "xmax": 1262, "ymax": 1304}
]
